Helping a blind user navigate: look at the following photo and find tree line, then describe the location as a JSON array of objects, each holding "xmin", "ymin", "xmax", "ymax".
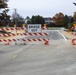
[
  {"xmin": 25, "ymin": 13, "xmax": 75, "ymax": 29},
  {"xmin": 0, "ymin": 0, "xmax": 76, "ymax": 30}
]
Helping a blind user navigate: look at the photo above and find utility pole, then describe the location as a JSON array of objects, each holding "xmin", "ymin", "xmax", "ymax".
[{"xmin": 13, "ymin": 8, "xmax": 18, "ymax": 26}]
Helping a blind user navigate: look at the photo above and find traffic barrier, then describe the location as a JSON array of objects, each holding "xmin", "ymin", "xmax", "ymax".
[
  {"xmin": 22, "ymin": 38, "xmax": 49, "ymax": 42},
  {"xmin": 72, "ymin": 32, "xmax": 76, "ymax": 36},
  {"xmin": 0, "ymin": 27, "xmax": 26, "ymax": 31},
  {"xmin": 0, "ymin": 33, "xmax": 17, "ymax": 37},
  {"xmin": 0, "ymin": 38, "xmax": 49, "ymax": 45},
  {"xmin": 0, "ymin": 26, "xmax": 48, "ymax": 31},
  {"xmin": 0, "ymin": 32, "xmax": 49, "ymax": 37},
  {"xmin": 21, "ymin": 32, "xmax": 49, "ymax": 36},
  {"xmin": 72, "ymin": 39, "xmax": 76, "ymax": 45},
  {"xmin": 44, "ymin": 40, "xmax": 49, "ymax": 45},
  {"xmin": 0, "ymin": 26, "xmax": 49, "ymax": 45}
]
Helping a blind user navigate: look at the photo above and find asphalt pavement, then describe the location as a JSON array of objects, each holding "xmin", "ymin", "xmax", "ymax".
[{"xmin": 0, "ymin": 30, "xmax": 76, "ymax": 75}]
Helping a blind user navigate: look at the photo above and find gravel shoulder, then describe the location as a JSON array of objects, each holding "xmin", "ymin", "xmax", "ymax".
[{"xmin": 60, "ymin": 30, "xmax": 76, "ymax": 40}]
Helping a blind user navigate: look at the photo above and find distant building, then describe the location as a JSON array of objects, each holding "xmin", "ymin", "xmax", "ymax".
[{"xmin": 44, "ymin": 17, "xmax": 54, "ymax": 24}]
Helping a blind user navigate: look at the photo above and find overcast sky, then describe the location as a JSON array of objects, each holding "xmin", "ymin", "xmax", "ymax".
[{"xmin": 8, "ymin": 0, "xmax": 76, "ymax": 18}]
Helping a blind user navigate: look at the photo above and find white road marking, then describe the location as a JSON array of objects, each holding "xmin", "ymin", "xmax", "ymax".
[{"xmin": 57, "ymin": 30, "xmax": 67, "ymax": 41}]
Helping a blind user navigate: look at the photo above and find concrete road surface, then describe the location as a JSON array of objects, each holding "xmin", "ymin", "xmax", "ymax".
[{"xmin": 0, "ymin": 30, "xmax": 76, "ymax": 75}]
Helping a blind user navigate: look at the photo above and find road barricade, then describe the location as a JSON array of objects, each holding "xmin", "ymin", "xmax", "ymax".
[
  {"xmin": 72, "ymin": 32, "xmax": 76, "ymax": 36},
  {"xmin": 0, "ymin": 38, "xmax": 49, "ymax": 45},
  {"xmin": 0, "ymin": 27, "xmax": 27, "ymax": 31},
  {"xmin": 0, "ymin": 27, "xmax": 48, "ymax": 31},
  {"xmin": 0, "ymin": 26, "xmax": 49, "ymax": 45},
  {"xmin": 0, "ymin": 33, "xmax": 17, "ymax": 37},
  {"xmin": 72, "ymin": 39, "xmax": 76, "ymax": 45},
  {"xmin": 20, "ymin": 32, "xmax": 49, "ymax": 36},
  {"xmin": 0, "ymin": 32, "xmax": 49, "ymax": 37}
]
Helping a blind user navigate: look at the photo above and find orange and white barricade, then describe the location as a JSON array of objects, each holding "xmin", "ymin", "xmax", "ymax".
[
  {"xmin": 0, "ymin": 27, "xmax": 17, "ymax": 31},
  {"xmin": 21, "ymin": 38, "xmax": 48, "ymax": 42},
  {"xmin": 0, "ymin": 33, "xmax": 17, "ymax": 37},
  {"xmin": 72, "ymin": 33, "xmax": 76, "ymax": 36},
  {"xmin": 72, "ymin": 39, "xmax": 76, "ymax": 45},
  {"xmin": 21, "ymin": 38, "xmax": 49, "ymax": 45},
  {"xmin": 21, "ymin": 32, "xmax": 49, "ymax": 36},
  {"xmin": 0, "ymin": 32, "xmax": 48, "ymax": 37},
  {"xmin": 0, "ymin": 27, "xmax": 27, "ymax": 31},
  {"xmin": 0, "ymin": 38, "xmax": 49, "ymax": 45},
  {"xmin": 0, "ymin": 39, "xmax": 18, "ymax": 45}
]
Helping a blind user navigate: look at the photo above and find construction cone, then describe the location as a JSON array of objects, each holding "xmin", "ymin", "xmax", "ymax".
[{"xmin": 44, "ymin": 41, "xmax": 49, "ymax": 45}]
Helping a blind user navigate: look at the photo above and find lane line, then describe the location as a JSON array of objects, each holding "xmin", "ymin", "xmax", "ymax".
[{"xmin": 57, "ymin": 30, "xmax": 67, "ymax": 41}]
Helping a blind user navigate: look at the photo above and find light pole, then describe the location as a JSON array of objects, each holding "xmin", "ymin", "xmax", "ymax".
[{"xmin": 13, "ymin": 9, "xmax": 18, "ymax": 26}]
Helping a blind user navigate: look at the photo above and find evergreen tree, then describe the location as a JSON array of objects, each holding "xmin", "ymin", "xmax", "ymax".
[
  {"xmin": 63, "ymin": 15, "xmax": 69, "ymax": 28},
  {"xmin": 0, "ymin": 0, "xmax": 10, "ymax": 26},
  {"xmin": 30, "ymin": 15, "xmax": 45, "ymax": 25}
]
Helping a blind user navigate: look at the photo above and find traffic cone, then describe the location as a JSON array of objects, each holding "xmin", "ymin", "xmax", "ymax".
[{"xmin": 44, "ymin": 41, "xmax": 49, "ymax": 45}]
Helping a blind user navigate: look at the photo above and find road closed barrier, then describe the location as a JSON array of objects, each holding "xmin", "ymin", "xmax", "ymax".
[
  {"xmin": 72, "ymin": 39, "xmax": 76, "ymax": 45},
  {"xmin": 0, "ymin": 24, "xmax": 49, "ymax": 45},
  {"xmin": 21, "ymin": 32, "xmax": 49, "ymax": 36},
  {"xmin": 0, "ymin": 33, "xmax": 17, "ymax": 37},
  {"xmin": 72, "ymin": 32, "xmax": 76, "ymax": 36},
  {"xmin": 0, "ymin": 27, "xmax": 47, "ymax": 31},
  {"xmin": 0, "ymin": 38, "xmax": 49, "ymax": 45},
  {"xmin": 0, "ymin": 32, "xmax": 49, "ymax": 37},
  {"xmin": 0, "ymin": 27, "xmax": 26, "ymax": 31}
]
